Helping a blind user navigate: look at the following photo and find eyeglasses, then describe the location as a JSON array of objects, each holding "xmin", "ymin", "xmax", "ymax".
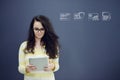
[{"xmin": 33, "ymin": 28, "xmax": 45, "ymax": 32}]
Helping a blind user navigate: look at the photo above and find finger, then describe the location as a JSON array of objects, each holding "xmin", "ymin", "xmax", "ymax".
[
  {"xmin": 31, "ymin": 66, "xmax": 37, "ymax": 70},
  {"xmin": 44, "ymin": 67, "xmax": 48, "ymax": 70},
  {"xmin": 44, "ymin": 68, "xmax": 49, "ymax": 71}
]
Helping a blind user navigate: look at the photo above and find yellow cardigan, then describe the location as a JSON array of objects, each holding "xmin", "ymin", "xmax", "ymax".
[{"xmin": 18, "ymin": 41, "xmax": 59, "ymax": 80}]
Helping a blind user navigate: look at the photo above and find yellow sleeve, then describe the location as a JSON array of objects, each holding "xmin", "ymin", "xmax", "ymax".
[
  {"xmin": 18, "ymin": 41, "xmax": 27, "ymax": 74},
  {"xmin": 52, "ymin": 57, "xmax": 60, "ymax": 72},
  {"xmin": 52, "ymin": 47, "xmax": 60, "ymax": 72}
]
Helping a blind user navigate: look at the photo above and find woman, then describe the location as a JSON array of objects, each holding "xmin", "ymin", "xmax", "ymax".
[{"xmin": 18, "ymin": 15, "xmax": 60, "ymax": 80}]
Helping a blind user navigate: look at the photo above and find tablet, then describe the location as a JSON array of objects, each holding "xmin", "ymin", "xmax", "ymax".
[{"xmin": 29, "ymin": 56, "xmax": 48, "ymax": 72}]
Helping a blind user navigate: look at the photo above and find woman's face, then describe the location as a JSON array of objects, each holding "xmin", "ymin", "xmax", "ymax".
[{"xmin": 33, "ymin": 20, "xmax": 45, "ymax": 40}]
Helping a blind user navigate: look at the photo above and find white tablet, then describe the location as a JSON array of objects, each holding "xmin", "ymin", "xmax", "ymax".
[{"xmin": 29, "ymin": 56, "xmax": 49, "ymax": 72}]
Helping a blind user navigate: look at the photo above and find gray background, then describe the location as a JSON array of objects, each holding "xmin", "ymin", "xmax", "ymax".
[{"xmin": 0, "ymin": 0, "xmax": 120, "ymax": 80}]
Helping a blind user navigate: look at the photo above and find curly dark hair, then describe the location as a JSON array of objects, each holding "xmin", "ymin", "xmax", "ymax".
[{"xmin": 24, "ymin": 15, "xmax": 60, "ymax": 59}]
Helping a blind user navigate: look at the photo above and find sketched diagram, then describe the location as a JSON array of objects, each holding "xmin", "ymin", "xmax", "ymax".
[
  {"xmin": 73, "ymin": 12, "xmax": 85, "ymax": 20},
  {"xmin": 102, "ymin": 12, "xmax": 111, "ymax": 21},
  {"xmin": 60, "ymin": 13, "xmax": 71, "ymax": 21},
  {"xmin": 59, "ymin": 11, "xmax": 111, "ymax": 21},
  {"xmin": 88, "ymin": 13, "xmax": 99, "ymax": 21}
]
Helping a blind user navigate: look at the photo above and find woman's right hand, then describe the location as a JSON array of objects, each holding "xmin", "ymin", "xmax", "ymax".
[{"xmin": 26, "ymin": 65, "xmax": 37, "ymax": 73}]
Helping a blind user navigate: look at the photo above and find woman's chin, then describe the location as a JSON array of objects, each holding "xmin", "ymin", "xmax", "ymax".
[{"xmin": 35, "ymin": 36, "xmax": 42, "ymax": 39}]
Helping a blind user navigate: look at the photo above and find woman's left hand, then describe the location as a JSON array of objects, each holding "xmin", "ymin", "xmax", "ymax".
[{"xmin": 44, "ymin": 62, "xmax": 55, "ymax": 71}]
